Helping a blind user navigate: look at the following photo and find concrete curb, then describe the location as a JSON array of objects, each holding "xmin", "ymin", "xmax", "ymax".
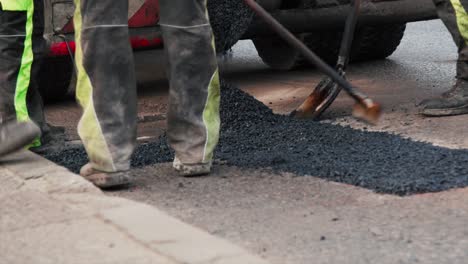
[{"xmin": 0, "ymin": 151, "xmax": 269, "ymax": 264}]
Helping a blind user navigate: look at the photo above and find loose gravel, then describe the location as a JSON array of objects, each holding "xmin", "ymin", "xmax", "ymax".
[
  {"xmin": 43, "ymin": 83, "xmax": 468, "ymax": 196},
  {"xmin": 208, "ymin": 0, "xmax": 253, "ymax": 52}
]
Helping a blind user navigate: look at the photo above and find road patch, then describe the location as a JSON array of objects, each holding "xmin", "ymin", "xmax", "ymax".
[{"xmin": 43, "ymin": 82, "xmax": 468, "ymax": 196}]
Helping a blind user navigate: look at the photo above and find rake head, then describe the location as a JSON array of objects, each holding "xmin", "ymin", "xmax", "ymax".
[
  {"xmin": 291, "ymin": 78, "xmax": 341, "ymax": 120},
  {"xmin": 352, "ymin": 98, "xmax": 382, "ymax": 125}
]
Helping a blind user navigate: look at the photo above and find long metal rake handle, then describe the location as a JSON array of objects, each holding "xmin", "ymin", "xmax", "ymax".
[{"xmin": 338, "ymin": 0, "xmax": 361, "ymax": 69}]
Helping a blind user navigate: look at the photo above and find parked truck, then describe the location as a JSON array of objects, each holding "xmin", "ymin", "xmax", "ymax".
[{"xmin": 41, "ymin": 0, "xmax": 438, "ymax": 100}]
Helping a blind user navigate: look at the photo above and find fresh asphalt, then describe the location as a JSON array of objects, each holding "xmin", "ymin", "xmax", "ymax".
[{"xmin": 44, "ymin": 20, "xmax": 468, "ymax": 263}]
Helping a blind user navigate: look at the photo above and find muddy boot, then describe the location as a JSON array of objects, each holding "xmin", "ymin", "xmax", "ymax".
[
  {"xmin": 79, "ymin": 163, "xmax": 131, "ymax": 189},
  {"xmin": 30, "ymin": 124, "xmax": 67, "ymax": 154},
  {"xmin": 173, "ymin": 156, "xmax": 212, "ymax": 177},
  {"xmin": 0, "ymin": 121, "xmax": 41, "ymax": 158},
  {"xmin": 420, "ymin": 80, "xmax": 468, "ymax": 116},
  {"xmin": 42, "ymin": 124, "xmax": 66, "ymax": 144}
]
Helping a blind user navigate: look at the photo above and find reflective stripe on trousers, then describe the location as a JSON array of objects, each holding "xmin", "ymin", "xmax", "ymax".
[
  {"xmin": 0, "ymin": 0, "xmax": 45, "ymax": 147},
  {"xmin": 434, "ymin": 0, "xmax": 468, "ymax": 80},
  {"xmin": 73, "ymin": 0, "xmax": 137, "ymax": 172},
  {"xmin": 160, "ymin": 0, "xmax": 221, "ymax": 164},
  {"xmin": 450, "ymin": 0, "xmax": 468, "ymax": 41},
  {"xmin": 0, "ymin": 0, "xmax": 32, "ymax": 11}
]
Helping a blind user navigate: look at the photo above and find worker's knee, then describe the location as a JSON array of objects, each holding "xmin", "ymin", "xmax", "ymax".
[
  {"xmin": 159, "ymin": 0, "xmax": 210, "ymax": 27},
  {"xmin": 75, "ymin": 0, "xmax": 128, "ymax": 28}
]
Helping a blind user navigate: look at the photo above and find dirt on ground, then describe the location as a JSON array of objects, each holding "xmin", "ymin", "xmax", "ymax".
[
  {"xmin": 43, "ymin": 82, "xmax": 468, "ymax": 195},
  {"xmin": 110, "ymin": 163, "xmax": 468, "ymax": 264},
  {"xmin": 42, "ymin": 21, "xmax": 468, "ymax": 264}
]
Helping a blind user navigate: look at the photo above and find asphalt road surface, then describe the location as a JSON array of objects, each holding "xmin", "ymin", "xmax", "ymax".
[{"xmin": 45, "ymin": 20, "xmax": 468, "ymax": 263}]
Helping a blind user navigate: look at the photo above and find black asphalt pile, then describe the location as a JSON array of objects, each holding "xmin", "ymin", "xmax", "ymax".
[
  {"xmin": 42, "ymin": 146, "xmax": 87, "ymax": 174},
  {"xmin": 207, "ymin": 0, "xmax": 253, "ymax": 52},
  {"xmin": 43, "ymin": 83, "xmax": 468, "ymax": 196}
]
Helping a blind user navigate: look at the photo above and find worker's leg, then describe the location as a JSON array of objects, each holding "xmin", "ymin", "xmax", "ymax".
[
  {"xmin": 421, "ymin": 0, "xmax": 468, "ymax": 116},
  {"xmin": 27, "ymin": 0, "xmax": 50, "ymax": 143},
  {"xmin": 160, "ymin": 0, "xmax": 221, "ymax": 176},
  {"xmin": 73, "ymin": 0, "xmax": 137, "ymax": 187},
  {"xmin": 0, "ymin": 0, "xmax": 46, "ymax": 147}
]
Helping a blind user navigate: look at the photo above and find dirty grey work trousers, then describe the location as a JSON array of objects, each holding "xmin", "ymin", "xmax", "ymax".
[
  {"xmin": 74, "ymin": 0, "xmax": 220, "ymax": 172},
  {"xmin": 73, "ymin": 0, "xmax": 137, "ymax": 172},
  {"xmin": 434, "ymin": 0, "xmax": 468, "ymax": 81},
  {"xmin": 0, "ymin": 0, "xmax": 48, "ymax": 147},
  {"xmin": 160, "ymin": 0, "xmax": 221, "ymax": 165}
]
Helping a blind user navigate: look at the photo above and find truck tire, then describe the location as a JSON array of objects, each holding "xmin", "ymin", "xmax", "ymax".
[
  {"xmin": 253, "ymin": 35, "xmax": 304, "ymax": 70},
  {"xmin": 207, "ymin": 0, "xmax": 254, "ymax": 52},
  {"xmin": 38, "ymin": 56, "xmax": 74, "ymax": 102},
  {"xmin": 255, "ymin": 23, "xmax": 407, "ymax": 70},
  {"xmin": 351, "ymin": 23, "xmax": 407, "ymax": 62}
]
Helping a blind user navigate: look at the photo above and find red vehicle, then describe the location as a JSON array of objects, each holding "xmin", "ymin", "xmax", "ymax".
[{"xmin": 40, "ymin": 0, "xmax": 437, "ymax": 100}]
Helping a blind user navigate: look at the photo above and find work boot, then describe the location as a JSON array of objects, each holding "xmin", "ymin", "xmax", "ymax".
[
  {"xmin": 173, "ymin": 156, "xmax": 212, "ymax": 177},
  {"xmin": 420, "ymin": 80, "xmax": 468, "ymax": 116},
  {"xmin": 42, "ymin": 124, "xmax": 66, "ymax": 144},
  {"xmin": 80, "ymin": 163, "xmax": 131, "ymax": 189},
  {"xmin": 0, "ymin": 120, "xmax": 41, "ymax": 158},
  {"xmin": 30, "ymin": 124, "xmax": 67, "ymax": 154}
]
